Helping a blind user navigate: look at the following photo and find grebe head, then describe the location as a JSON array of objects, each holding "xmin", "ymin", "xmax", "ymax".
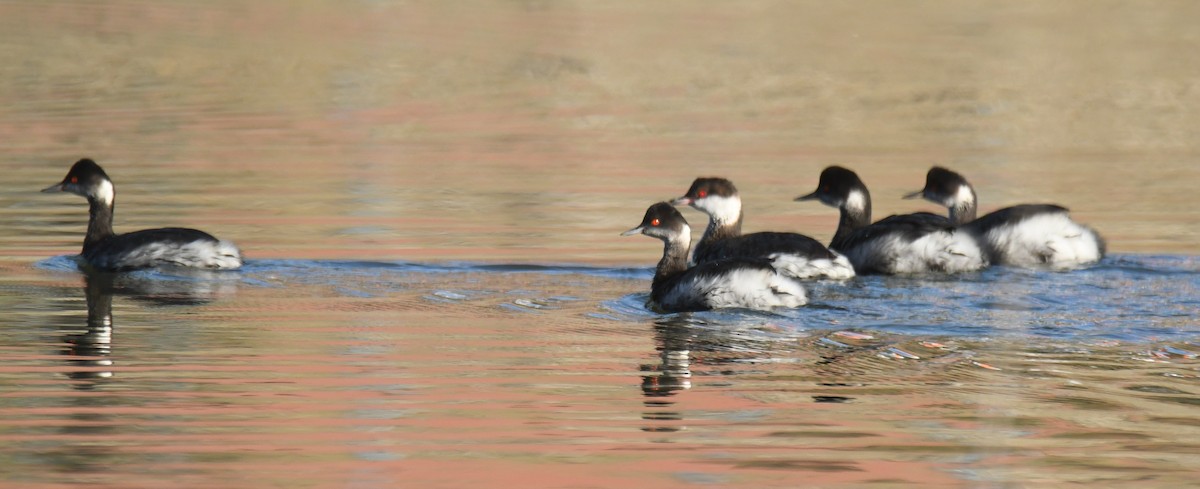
[
  {"xmin": 671, "ymin": 177, "xmax": 741, "ymax": 223},
  {"xmin": 904, "ymin": 166, "xmax": 974, "ymax": 208},
  {"xmin": 795, "ymin": 166, "xmax": 869, "ymax": 214},
  {"xmin": 43, "ymin": 158, "xmax": 114, "ymax": 206},
  {"xmin": 622, "ymin": 202, "xmax": 691, "ymax": 244}
]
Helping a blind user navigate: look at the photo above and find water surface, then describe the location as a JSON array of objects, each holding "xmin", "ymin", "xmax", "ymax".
[
  {"xmin": 2, "ymin": 1, "xmax": 1200, "ymax": 487},
  {"xmin": 2, "ymin": 256, "xmax": 1199, "ymax": 488}
]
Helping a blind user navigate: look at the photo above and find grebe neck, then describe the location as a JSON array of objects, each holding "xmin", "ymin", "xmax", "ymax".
[
  {"xmin": 84, "ymin": 198, "xmax": 116, "ymax": 254},
  {"xmin": 948, "ymin": 184, "xmax": 977, "ymax": 225},
  {"xmin": 833, "ymin": 189, "xmax": 871, "ymax": 245},
  {"xmin": 653, "ymin": 227, "xmax": 692, "ymax": 291},
  {"xmin": 697, "ymin": 210, "xmax": 743, "ymax": 253}
]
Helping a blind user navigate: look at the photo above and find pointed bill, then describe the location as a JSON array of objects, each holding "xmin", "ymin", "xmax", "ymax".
[{"xmin": 794, "ymin": 191, "xmax": 819, "ymax": 201}]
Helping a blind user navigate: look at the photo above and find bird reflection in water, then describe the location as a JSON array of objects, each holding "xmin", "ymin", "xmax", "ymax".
[
  {"xmin": 640, "ymin": 316, "xmax": 819, "ymax": 432},
  {"xmin": 61, "ymin": 268, "xmax": 239, "ymax": 388},
  {"xmin": 62, "ymin": 273, "xmax": 116, "ymax": 384},
  {"xmin": 45, "ymin": 268, "xmax": 240, "ymax": 476},
  {"xmin": 641, "ymin": 319, "xmax": 693, "ymax": 432}
]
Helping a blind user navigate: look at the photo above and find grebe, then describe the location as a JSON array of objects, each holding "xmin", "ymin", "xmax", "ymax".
[
  {"xmin": 42, "ymin": 158, "xmax": 243, "ymax": 271},
  {"xmin": 623, "ymin": 202, "xmax": 807, "ymax": 312},
  {"xmin": 905, "ymin": 166, "xmax": 1105, "ymax": 268},
  {"xmin": 795, "ymin": 166, "xmax": 987, "ymax": 275},
  {"xmin": 672, "ymin": 177, "xmax": 854, "ymax": 280}
]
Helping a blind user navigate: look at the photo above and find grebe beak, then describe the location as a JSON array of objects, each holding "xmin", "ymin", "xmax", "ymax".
[
  {"xmin": 41, "ymin": 183, "xmax": 65, "ymax": 193},
  {"xmin": 670, "ymin": 196, "xmax": 692, "ymax": 206},
  {"xmin": 902, "ymin": 189, "xmax": 925, "ymax": 200},
  {"xmin": 794, "ymin": 190, "xmax": 819, "ymax": 202},
  {"xmin": 620, "ymin": 226, "xmax": 645, "ymax": 237}
]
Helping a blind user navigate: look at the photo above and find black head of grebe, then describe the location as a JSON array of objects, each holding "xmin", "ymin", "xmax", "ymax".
[
  {"xmin": 43, "ymin": 158, "xmax": 114, "ymax": 203},
  {"xmin": 671, "ymin": 177, "xmax": 743, "ymax": 229},
  {"xmin": 794, "ymin": 166, "xmax": 873, "ymax": 243},
  {"xmin": 43, "ymin": 159, "xmax": 120, "ymax": 253},
  {"xmin": 903, "ymin": 166, "xmax": 978, "ymax": 225},
  {"xmin": 622, "ymin": 202, "xmax": 691, "ymax": 241},
  {"xmin": 623, "ymin": 202, "xmax": 693, "ymax": 279}
]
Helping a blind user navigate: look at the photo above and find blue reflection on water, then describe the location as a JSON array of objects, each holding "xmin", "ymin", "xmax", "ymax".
[{"xmin": 35, "ymin": 253, "xmax": 1200, "ymax": 342}]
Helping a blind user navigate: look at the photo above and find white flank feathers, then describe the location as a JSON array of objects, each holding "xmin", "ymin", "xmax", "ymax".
[
  {"xmin": 845, "ymin": 231, "xmax": 987, "ymax": 274},
  {"xmin": 208, "ymin": 239, "xmax": 246, "ymax": 269},
  {"xmin": 910, "ymin": 230, "xmax": 988, "ymax": 273},
  {"xmin": 769, "ymin": 252, "xmax": 856, "ymax": 280},
  {"xmin": 93, "ymin": 239, "xmax": 243, "ymax": 270},
  {"xmin": 981, "ymin": 213, "xmax": 1102, "ymax": 269},
  {"xmin": 659, "ymin": 268, "xmax": 807, "ymax": 311}
]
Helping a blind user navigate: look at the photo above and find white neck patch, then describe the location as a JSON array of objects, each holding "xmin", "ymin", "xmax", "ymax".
[
  {"xmin": 94, "ymin": 180, "xmax": 115, "ymax": 207},
  {"xmin": 695, "ymin": 195, "xmax": 741, "ymax": 224},
  {"xmin": 953, "ymin": 184, "xmax": 975, "ymax": 208},
  {"xmin": 845, "ymin": 189, "xmax": 867, "ymax": 215},
  {"xmin": 671, "ymin": 223, "xmax": 692, "ymax": 248}
]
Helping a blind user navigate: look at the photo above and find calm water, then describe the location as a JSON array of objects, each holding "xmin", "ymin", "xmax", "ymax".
[{"xmin": 3, "ymin": 1, "xmax": 1200, "ymax": 488}]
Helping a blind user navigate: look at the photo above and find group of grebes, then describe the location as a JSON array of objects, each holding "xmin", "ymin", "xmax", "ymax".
[
  {"xmin": 624, "ymin": 167, "xmax": 1104, "ymax": 312},
  {"xmin": 44, "ymin": 159, "xmax": 1103, "ymax": 313}
]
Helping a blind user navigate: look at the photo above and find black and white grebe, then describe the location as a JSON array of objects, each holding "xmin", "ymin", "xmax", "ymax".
[
  {"xmin": 623, "ymin": 202, "xmax": 807, "ymax": 312},
  {"xmin": 671, "ymin": 177, "xmax": 854, "ymax": 280},
  {"xmin": 795, "ymin": 166, "xmax": 987, "ymax": 275},
  {"xmin": 905, "ymin": 166, "xmax": 1105, "ymax": 268},
  {"xmin": 42, "ymin": 158, "xmax": 243, "ymax": 271}
]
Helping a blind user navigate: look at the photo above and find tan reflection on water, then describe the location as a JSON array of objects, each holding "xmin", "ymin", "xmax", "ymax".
[
  {"xmin": 3, "ymin": 265, "xmax": 1199, "ymax": 488},
  {"xmin": 1, "ymin": 0, "xmax": 1199, "ymax": 264},
  {"xmin": 2, "ymin": 1, "xmax": 1200, "ymax": 488}
]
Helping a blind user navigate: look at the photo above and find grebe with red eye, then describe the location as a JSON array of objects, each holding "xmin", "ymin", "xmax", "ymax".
[
  {"xmin": 622, "ymin": 202, "xmax": 807, "ymax": 312},
  {"xmin": 42, "ymin": 158, "xmax": 243, "ymax": 271},
  {"xmin": 672, "ymin": 177, "xmax": 854, "ymax": 280},
  {"xmin": 796, "ymin": 166, "xmax": 987, "ymax": 275},
  {"xmin": 904, "ymin": 166, "xmax": 1105, "ymax": 268}
]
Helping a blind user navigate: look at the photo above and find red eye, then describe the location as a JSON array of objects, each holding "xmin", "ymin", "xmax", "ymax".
[
  {"xmin": 70, "ymin": 176, "xmax": 78, "ymax": 183},
  {"xmin": 650, "ymin": 218, "xmax": 661, "ymax": 226},
  {"xmin": 697, "ymin": 190, "xmax": 708, "ymax": 198}
]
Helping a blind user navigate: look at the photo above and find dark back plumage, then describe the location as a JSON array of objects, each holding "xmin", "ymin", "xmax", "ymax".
[
  {"xmin": 832, "ymin": 213, "xmax": 954, "ymax": 253},
  {"xmin": 694, "ymin": 231, "xmax": 833, "ymax": 264},
  {"xmin": 965, "ymin": 204, "xmax": 1069, "ymax": 234}
]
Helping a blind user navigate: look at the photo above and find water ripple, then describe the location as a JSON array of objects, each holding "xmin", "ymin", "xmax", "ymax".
[{"xmin": 29, "ymin": 253, "xmax": 1200, "ymax": 342}]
